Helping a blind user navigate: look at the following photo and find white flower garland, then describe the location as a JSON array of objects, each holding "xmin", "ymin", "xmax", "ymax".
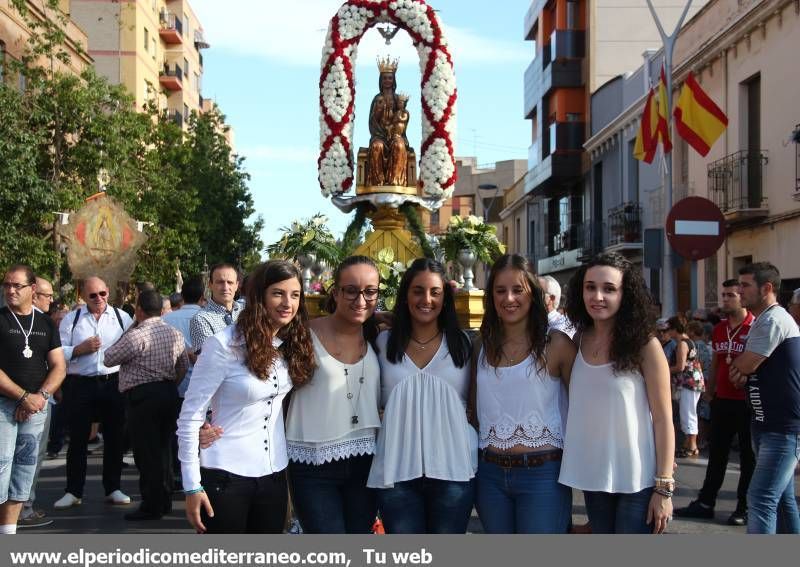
[{"xmin": 318, "ymin": 0, "xmax": 457, "ymax": 202}]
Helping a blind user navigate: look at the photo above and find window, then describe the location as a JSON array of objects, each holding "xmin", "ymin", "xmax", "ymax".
[
  {"xmin": 151, "ymin": 0, "xmax": 157, "ymax": 12},
  {"xmin": 151, "ymin": 38, "xmax": 157, "ymax": 59},
  {"xmin": 515, "ymin": 217, "xmax": 521, "ymax": 253},
  {"xmin": 430, "ymin": 210, "xmax": 440, "ymax": 230},
  {"xmin": 566, "ymin": 112, "xmax": 581, "ymax": 122},
  {"xmin": 194, "ymin": 72, "xmax": 200, "ymax": 93},
  {"xmin": 566, "ymin": 1, "xmax": 579, "ymax": 29},
  {"xmin": 184, "ymin": 58, "xmax": 189, "ymax": 79},
  {"xmin": 452, "ymin": 198, "xmax": 460, "ymax": 217},
  {"xmin": 144, "ymin": 27, "xmax": 149, "ymax": 50},
  {"xmin": 183, "ymin": 103, "xmax": 189, "ymax": 122}
]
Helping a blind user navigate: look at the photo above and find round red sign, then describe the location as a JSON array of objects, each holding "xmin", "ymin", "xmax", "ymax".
[{"xmin": 665, "ymin": 196, "xmax": 726, "ymax": 260}]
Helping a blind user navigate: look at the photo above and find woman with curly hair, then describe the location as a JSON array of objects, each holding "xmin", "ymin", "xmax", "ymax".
[
  {"xmin": 469, "ymin": 254, "xmax": 576, "ymax": 533},
  {"xmin": 283, "ymin": 255, "xmax": 382, "ymax": 533},
  {"xmin": 559, "ymin": 253, "xmax": 674, "ymax": 534},
  {"xmin": 177, "ymin": 260, "xmax": 315, "ymax": 533},
  {"xmin": 368, "ymin": 258, "xmax": 475, "ymax": 533}
]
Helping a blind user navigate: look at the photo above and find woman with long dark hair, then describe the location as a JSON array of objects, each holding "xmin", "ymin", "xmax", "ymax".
[
  {"xmin": 559, "ymin": 253, "xmax": 674, "ymax": 534},
  {"xmin": 469, "ymin": 254, "xmax": 576, "ymax": 533},
  {"xmin": 177, "ymin": 260, "xmax": 315, "ymax": 533},
  {"xmin": 284, "ymin": 255, "xmax": 382, "ymax": 533},
  {"xmin": 367, "ymin": 258, "xmax": 474, "ymax": 533}
]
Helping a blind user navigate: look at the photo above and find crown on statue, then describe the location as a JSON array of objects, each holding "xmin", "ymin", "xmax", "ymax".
[
  {"xmin": 396, "ymin": 92, "xmax": 409, "ymax": 104},
  {"xmin": 377, "ymin": 56, "xmax": 399, "ymax": 74}
]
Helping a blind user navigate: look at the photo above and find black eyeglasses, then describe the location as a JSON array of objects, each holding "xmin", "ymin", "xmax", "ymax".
[
  {"xmin": 2, "ymin": 283, "xmax": 31, "ymax": 291},
  {"xmin": 88, "ymin": 291, "xmax": 108, "ymax": 300},
  {"xmin": 339, "ymin": 286, "xmax": 379, "ymax": 303}
]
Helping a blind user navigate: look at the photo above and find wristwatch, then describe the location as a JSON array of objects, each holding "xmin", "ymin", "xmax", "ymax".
[{"xmin": 38, "ymin": 389, "xmax": 51, "ymax": 401}]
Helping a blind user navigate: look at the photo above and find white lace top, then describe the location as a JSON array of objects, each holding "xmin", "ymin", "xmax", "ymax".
[
  {"xmin": 285, "ymin": 330, "xmax": 380, "ymax": 465},
  {"xmin": 477, "ymin": 349, "xmax": 565, "ymax": 451},
  {"xmin": 367, "ymin": 331, "xmax": 477, "ymax": 489}
]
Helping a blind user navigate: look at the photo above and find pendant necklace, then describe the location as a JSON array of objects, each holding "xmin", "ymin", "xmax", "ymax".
[
  {"xmin": 344, "ymin": 355, "xmax": 366, "ymax": 426},
  {"xmin": 410, "ymin": 331, "xmax": 441, "ymax": 350},
  {"xmin": 9, "ymin": 309, "xmax": 35, "ymax": 359},
  {"xmin": 725, "ymin": 320, "xmax": 745, "ymax": 365}
]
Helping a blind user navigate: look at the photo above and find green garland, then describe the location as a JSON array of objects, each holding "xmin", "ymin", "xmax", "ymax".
[
  {"xmin": 400, "ymin": 203, "xmax": 435, "ymax": 259},
  {"xmin": 340, "ymin": 204, "xmax": 368, "ymax": 257}
]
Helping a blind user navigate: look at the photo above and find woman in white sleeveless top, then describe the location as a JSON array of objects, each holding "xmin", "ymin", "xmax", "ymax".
[
  {"xmin": 559, "ymin": 253, "xmax": 675, "ymax": 534},
  {"xmin": 368, "ymin": 258, "xmax": 475, "ymax": 533},
  {"xmin": 468, "ymin": 254, "xmax": 577, "ymax": 533},
  {"xmin": 284, "ymin": 255, "xmax": 382, "ymax": 533}
]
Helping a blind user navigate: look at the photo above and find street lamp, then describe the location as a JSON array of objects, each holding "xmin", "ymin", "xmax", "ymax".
[{"xmin": 478, "ymin": 183, "xmax": 502, "ymax": 222}]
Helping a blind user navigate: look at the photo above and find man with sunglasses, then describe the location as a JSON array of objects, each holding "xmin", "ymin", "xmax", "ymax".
[
  {"xmin": 54, "ymin": 277, "xmax": 133, "ymax": 510},
  {"xmin": 0, "ymin": 266, "xmax": 66, "ymax": 534}
]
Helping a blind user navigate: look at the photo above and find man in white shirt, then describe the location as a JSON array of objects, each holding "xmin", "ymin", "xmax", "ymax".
[
  {"xmin": 539, "ymin": 275, "xmax": 575, "ymax": 338},
  {"xmin": 54, "ymin": 277, "xmax": 134, "ymax": 510}
]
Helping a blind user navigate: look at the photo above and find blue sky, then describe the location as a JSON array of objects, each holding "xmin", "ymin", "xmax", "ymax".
[{"xmin": 190, "ymin": 0, "xmax": 533, "ymax": 250}]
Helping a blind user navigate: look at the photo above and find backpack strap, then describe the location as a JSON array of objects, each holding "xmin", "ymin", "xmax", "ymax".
[{"xmin": 70, "ymin": 307, "xmax": 83, "ymax": 341}]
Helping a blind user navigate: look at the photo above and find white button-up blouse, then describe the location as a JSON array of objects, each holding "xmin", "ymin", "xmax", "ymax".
[{"xmin": 177, "ymin": 326, "xmax": 293, "ymax": 491}]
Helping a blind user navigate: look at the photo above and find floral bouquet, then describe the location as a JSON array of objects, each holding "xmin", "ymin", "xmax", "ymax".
[
  {"xmin": 375, "ymin": 247, "xmax": 408, "ymax": 311},
  {"xmin": 266, "ymin": 213, "xmax": 342, "ymax": 266},
  {"xmin": 439, "ymin": 215, "xmax": 505, "ymax": 264}
]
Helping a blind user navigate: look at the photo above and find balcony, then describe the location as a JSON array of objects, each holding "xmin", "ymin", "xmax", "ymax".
[
  {"xmin": 606, "ymin": 202, "xmax": 643, "ymax": 253},
  {"xmin": 524, "ymin": 52, "xmax": 583, "ymax": 118},
  {"xmin": 159, "ymin": 64, "xmax": 183, "ymax": 91},
  {"xmin": 536, "ymin": 220, "xmax": 604, "ymax": 275},
  {"xmin": 544, "ymin": 30, "xmax": 586, "ymax": 67},
  {"xmin": 708, "ymin": 150, "xmax": 769, "ymax": 226},
  {"xmin": 159, "ymin": 13, "xmax": 183, "ymax": 44}
]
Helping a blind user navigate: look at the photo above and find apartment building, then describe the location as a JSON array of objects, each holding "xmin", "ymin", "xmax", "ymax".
[
  {"xmin": 584, "ymin": 0, "xmax": 800, "ymax": 311},
  {"xmin": 70, "ymin": 0, "xmax": 209, "ymax": 127},
  {"xmin": 1, "ymin": 0, "xmax": 92, "ymax": 84},
  {"xmin": 521, "ymin": 0, "xmax": 706, "ymax": 286}
]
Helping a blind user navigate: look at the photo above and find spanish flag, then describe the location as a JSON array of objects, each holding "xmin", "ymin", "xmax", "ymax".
[
  {"xmin": 656, "ymin": 66, "xmax": 672, "ymax": 153},
  {"xmin": 673, "ymin": 72, "xmax": 728, "ymax": 157},
  {"xmin": 633, "ymin": 88, "xmax": 658, "ymax": 163}
]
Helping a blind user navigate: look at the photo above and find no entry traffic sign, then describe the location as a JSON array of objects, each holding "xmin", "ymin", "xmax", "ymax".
[{"xmin": 666, "ymin": 196, "xmax": 726, "ymax": 260}]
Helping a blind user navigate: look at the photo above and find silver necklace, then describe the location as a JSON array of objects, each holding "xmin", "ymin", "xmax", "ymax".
[
  {"xmin": 9, "ymin": 308, "xmax": 35, "ymax": 359},
  {"xmin": 344, "ymin": 355, "xmax": 366, "ymax": 426}
]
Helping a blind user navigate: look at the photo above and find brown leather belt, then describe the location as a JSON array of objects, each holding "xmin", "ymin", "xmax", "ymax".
[{"xmin": 480, "ymin": 449, "xmax": 563, "ymax": 468}]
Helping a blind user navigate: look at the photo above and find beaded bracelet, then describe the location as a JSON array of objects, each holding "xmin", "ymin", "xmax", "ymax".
[
  {"xmin": 184, "ymin": 486, "xmax": 205, "ymax": 495},
  {"xmin": 653, "ymin": 487, "xmax": 674, "ymax": 498},
  {"xmin": 16, "ymin": 391, "xmax": 29, "ymax": 407}
]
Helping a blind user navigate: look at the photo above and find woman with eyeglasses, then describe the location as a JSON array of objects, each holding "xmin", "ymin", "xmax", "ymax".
[
  {"xmin": 367, "ymin": 258, "xmax": 475, "ymax": 533},
  {"xmin": 284, "ymin": 255, "xmax": 382, "ymax": 533},
  {"xmin": 468, "ymin": 254, "xmax": 576, "ymax": 533},
  {"xmin": 559, "ymin": 253, "xmax": 674, "ymax": 534},
  {"xmin": 177, "ymin": 260, "xmax": 315, "ymax": 533}
]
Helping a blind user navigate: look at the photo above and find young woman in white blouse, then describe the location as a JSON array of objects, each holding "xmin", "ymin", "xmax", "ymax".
[
  {"xmin": 368, "ymin": 258, "xmax": 474, "ymax": 533},
  {"xmin": 284, "ymin": 255, "xmax": 382, "ymax": 533},
  {"xmin": 559, "ymin": 253, "xmax": 674, "ymax": 534},
  {"xmin": 177, "ymin": 260, "xmax": 315, "ymax": 533},
  {"xmin": 468, "ymin": 254, "xmax": 576, "ymax": 533}
]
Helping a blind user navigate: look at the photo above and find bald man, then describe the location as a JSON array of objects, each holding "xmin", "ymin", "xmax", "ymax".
[
  {"xmin": 32, "ymin": 277, "xmax": 54, "ymax": 315},
  {"xmin": 54, "ymin": 277, "xmax": 133, "ymax": 510}
]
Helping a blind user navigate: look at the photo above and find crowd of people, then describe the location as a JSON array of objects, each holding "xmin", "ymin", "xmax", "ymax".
[{"xmin": 0, "ymin": 254, "xmax": 798, "ymax": 535}]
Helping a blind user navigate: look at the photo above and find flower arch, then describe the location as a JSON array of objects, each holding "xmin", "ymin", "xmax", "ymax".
[{"xmin": 318, "ymin": 0, "xmax": 457, "ymax": 202}]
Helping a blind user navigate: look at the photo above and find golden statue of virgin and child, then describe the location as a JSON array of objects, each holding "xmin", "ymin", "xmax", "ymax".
[{"xmin": 357, "ymin": 58, "xmax": 417, "ymax": 193}]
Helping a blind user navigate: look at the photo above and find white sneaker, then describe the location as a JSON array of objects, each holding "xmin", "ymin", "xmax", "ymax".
[
  {"xmin": 104, "ymin": 490, "xmax": 131, "ymax": 505},
  {"xmin": 53, "ymin": 493, "xmax": 82, "ymax": 509}
]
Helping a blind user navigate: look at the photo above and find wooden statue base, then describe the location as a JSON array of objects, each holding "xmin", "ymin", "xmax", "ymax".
[
  {"xmin": 454, "ymin": 289, "xmax": 485, "ymax": 330},
  {"xmin": 305, "ymin": 293, "xmax": 327, "ymax": 318}
]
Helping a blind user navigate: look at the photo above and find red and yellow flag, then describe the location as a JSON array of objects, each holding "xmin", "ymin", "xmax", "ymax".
[
  {"xmin": 673, "ymin": 71, "xmax": 728, "ymax": 156},
  {"xmin": 656, "ymin": 66, "xmax": 672, "ymax": 153},
  {"xmin": 633, "ymin": 88, "xmax": 658, "ymax": 163}
]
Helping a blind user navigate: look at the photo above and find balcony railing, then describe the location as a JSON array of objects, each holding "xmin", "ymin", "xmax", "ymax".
[
  {"xmin": 159, "ymin": 63, "xmax": 183, "ymax": 91},
  {"xmin": 159, "ymin": 13, "xmax": 183, "ymax": 44},
  {"xmin": 607, "ymin": 202, "xmax": 643, "ymax": 247},
  {"xmin": 708, "ymin": 150, "xmax": 769, "ymax": 220}
]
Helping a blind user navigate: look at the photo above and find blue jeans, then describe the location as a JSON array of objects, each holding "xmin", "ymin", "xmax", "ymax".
[
  {"xmin": 583, "ymin": 487, "xmax": 654, "ymax": 534},
  {"xmin": 288, "ymin": 454, "xmax": 377, "ymax": 534},
  {"xmin": 475, "ymin": 458, "xmax": 570, "ymax": 533},
  {"xmin": 378, "ymin": 476, "xmax": 475, "ymax": 533},
  {"xmin": 747, "ymin": 428, "xmax": 800, "ymax": 534},
  {"xmin": 0, "ymin": 398, "xmax": 48, "ymax": 504}
]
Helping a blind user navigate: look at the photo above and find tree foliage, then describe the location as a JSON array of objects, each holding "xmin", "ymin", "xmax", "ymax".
[{"xmin": 0, "ymin": 0, "xmax": 262, "ymax": 292}]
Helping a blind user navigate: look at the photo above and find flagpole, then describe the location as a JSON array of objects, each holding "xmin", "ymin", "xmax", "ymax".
[{"xmin": 646, "ymin": 0, "xmax": 693, "ymax": 319}]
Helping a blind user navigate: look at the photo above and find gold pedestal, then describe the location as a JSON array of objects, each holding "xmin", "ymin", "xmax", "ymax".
[
  {"xmin": 305, "ymin": 293, "xmax": 327, "ymax": 319},
  {"xmin": 354, "ymin": 204, "xmax": 422, "ymax": 265},
  {"xmin": 454, "ymin": 289, "xmax": 485, "ymax": 330}
]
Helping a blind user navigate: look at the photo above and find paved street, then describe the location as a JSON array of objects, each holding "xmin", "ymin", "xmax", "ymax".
[{"xmin": 28, "ymin": 445, "xmax": 799, "ymax": 534}]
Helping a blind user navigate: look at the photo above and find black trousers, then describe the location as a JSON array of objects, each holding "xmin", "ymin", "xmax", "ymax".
[
  {"xmin": 63, "ymin": 374, "xmax": 125, "ymax": 497},
  {"xmin": 125, "ymin": 381, "xmax": 179, "ymax": 515},
  {"xmin": 200, "ymin": 467, "xmax": 288, "ymax": 534},
  {"xmin": 698, "ymin": 398, "xmax": 756, "ymax": 508}
]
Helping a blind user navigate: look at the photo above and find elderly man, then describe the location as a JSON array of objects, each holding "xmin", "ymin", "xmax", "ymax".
[
  {"xmin": 32, "ymin": 277, "xmax": 55, "ymax": 315},
  {"xmin": 0, "ymin": 265, "xmax": 66, "ymax": 534},
  {"xmin": 730, "ymin": 262, "xmax": 800, "ymax": 534},
  {"xmin": 54, "ymin": 277, "xmax": 134, "ymax": 510},
  {"xmin": 538, "ymin": 275, "xmax": 574, "ymax": 338},
  {"xmin": 105, "ymin": 290, "xmax": 188, "ymax": 521},
  {"xmin": 189, "ymin": 264, "xmax": 241, "ymax": 354}
]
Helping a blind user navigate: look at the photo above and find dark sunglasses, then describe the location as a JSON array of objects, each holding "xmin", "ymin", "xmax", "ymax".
[{"xmin": 88, "ymin": 291, "xmax": 108, "ymax": 300}]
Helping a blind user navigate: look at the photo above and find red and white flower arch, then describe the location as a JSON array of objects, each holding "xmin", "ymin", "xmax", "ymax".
[{"xmin": 318, "ymin": 0, "xmax": 457, "ymax": 202}]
